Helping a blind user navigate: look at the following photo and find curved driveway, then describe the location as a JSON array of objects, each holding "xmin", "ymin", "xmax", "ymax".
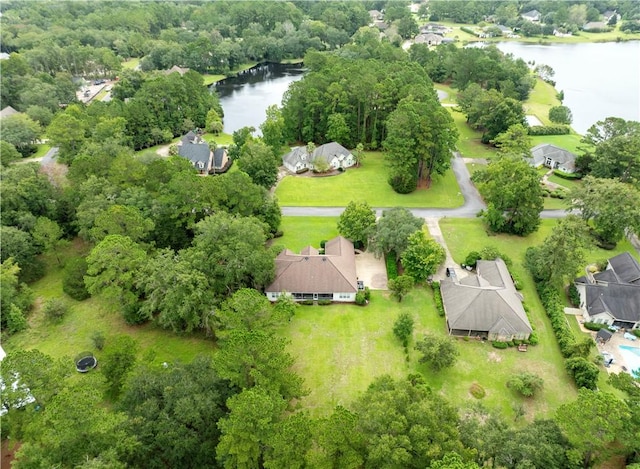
[{"xmin": 281, "ymin": 152, "xmax": 570, "ymax": 220}]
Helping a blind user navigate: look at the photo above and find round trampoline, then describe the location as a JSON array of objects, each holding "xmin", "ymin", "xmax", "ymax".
[{"xmin": 75, "ymin": 352, "xmax": 98, "ymax": 373}]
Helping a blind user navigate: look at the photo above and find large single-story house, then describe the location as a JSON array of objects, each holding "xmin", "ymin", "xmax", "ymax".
[
  {"xmin": 583, "ymin": 21, "xmax": 609, "ymax": 31},
  {"xmin": 521, "ymin": 9, "xmax": 541, "ymax": 22},
  {"xmin": 441, "ymin": 258, "xmax": 532, "ymax": 341},
  {"xmin": 282, "ymin": 142, "xmax": 354, "ymax": 173},
  {"xmin": 414, "ymin": 33, "xmax": 443, "ymax": 46},
  {"xmin": 529, "ymin": 143, "xmax": 577, "ymax": 173},
  {"xmin": 177, "ymin": 131, "xmax": 229, "ymax": 174},
  {"xmin": 368, "ymin": 9, "xmax": 383, "ymax": 21},
  {"xmin": 266, "ymin": 236, "xmax": 358, "ymax": 302},
  {"xmin": 574, "ymin": 252, "xmax": 640, "ymax": 330}
]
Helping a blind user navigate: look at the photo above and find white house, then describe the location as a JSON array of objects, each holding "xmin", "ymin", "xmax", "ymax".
[
  {"xmin": 521, "ymin": 10, "xmax": 541, "ymax": 22},
  {"xmin": 529, "ymin": 143, "xmax": 577, "ymax": 173},
  {"xmin": 282, "ymin": 142, "xmax": 354, "ymax": 173}
]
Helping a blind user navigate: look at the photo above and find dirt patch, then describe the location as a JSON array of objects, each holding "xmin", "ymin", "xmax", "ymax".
[
  {"xmin": 487, "ymin": 351, "xmax": 502, "ymax": 363},
  {"xmin": 2, "ymin": 440, "xmax": 21, "ymax": 467}
]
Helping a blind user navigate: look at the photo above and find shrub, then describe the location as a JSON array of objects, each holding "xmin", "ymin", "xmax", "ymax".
[
  {"xmin": 317, "ymin": 299, "xmax": 332, "ymax": 306},
  {"xmin": 552, "ymin": 170, "xmax": 582, "ymax": 180},
  {"xmin": 388, "ymin": 172, "xmax": 418, "ymax": 194},
  {"xmin": 385, "ymin": 253, "xmax": 398, "ymax": 280},
  {"xmin": 62, "ymin": 257, "xmax": 90, "ymax": 301},
  {"xmin": 320, "ymin": 240, "xmax": 327, "ymax": 249},
  {"xmin": 432, "ymin": 282, "xmax": 445, "ymax": 317},
  {"xmin": 507, "ymin": 372, "xmax": 544, "ymax": 397},
  {"xmin": 568, "ymin": 284, "xmax": 581, "ymax": 307},
  {"xmin": 393, "ymin": 312, "xmax": 414, "ymax": 347},
  {"xmin": 583, "ymin": 322, "xmax": 609, "ymax": 331},
  {"xmin": 355, "ymin": 291, "xmax": 366, "ymax": 305},
  {"xmin": 469, "ymin": 382, "xmax": 486, "ymax": 399},
  {"xmin": 364, "ymin": 286, "xmax": 371, "ymax": 301},
  {"xmin": 528, "ymin": 332, "xmax": 539, "ymax": 345},
  {"xmin": 464, "ymin": 251, "xmax": 481, "ymax": 268},
  {"xmin": 548, "ymin": 105, "xmax": 573, "ymax": 125},
  {"xmin": 492, "ymin": 341, "xmax": 508, "ymax": 349},
  {"xmin": 479, "ymin": 246, "xmax": 512, "ymax": 268},
  {"xmin": 527, "ymin": 125, "xmax": 571, "ymax": 136},
  {"xmin": 533, "ymin": 282, "xmax": 576, "ymax": 357},
  {"xmin": 507, "ymin": 341, "xmax": 515, "ymax": 347},
  {"xmin": 565, "ymin": 356, "xmax": 599, "ymax": 390},
  {"xmin": 511, "ymin": 273, "xmax": 523, "ymax": 290},
  {"xmin": 632, "ymin": 329, "xmax": 640, "ymax": 338},
  {"xmin": 43, "ymin": 298, "xmax": 69, "ymax": 323},
  {"xmin": 301, "ymin": 299, "xmax": 314, "ymax": 305},
  {"xmin": 549, "ymin": 189, "xmax": 566, "ymax": 199},
  {"xmin": 92, "ymin": 331, "xmax": 106, "ymax": 350}
]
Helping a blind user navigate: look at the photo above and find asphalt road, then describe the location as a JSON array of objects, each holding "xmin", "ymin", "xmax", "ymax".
[{"xmin": 281, "ymin": 152, "xmax": 571, "ymax": 220}]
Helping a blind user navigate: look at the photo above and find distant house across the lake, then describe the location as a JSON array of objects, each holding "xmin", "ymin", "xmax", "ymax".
[{"xmin": 521, "ymin": 9, "xmax": 541, "ymax": 22}]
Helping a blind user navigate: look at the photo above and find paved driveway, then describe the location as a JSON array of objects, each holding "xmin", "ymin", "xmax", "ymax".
[{"xmin": 355, "ymin": 251, "xmax": 388, "ymax": 290}]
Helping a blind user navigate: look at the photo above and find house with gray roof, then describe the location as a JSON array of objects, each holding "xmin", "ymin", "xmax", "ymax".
[
  {"xmin": 177, "ymin": 131, "xmax": 229, "ymax": 174},
  {"xmin": 441, "ymin": 258, "xmax": 532, "ymax": 341},
  {"xmin": 529, "ymin": 143, "xmax": 577, "ymax": 173},
  {"xmin": 583, "ymin": 21, "xmax": 609, "ymax": 31},
  {"xmin": 521, "ymin": 9, "xmax": 541, "ymax": 22},
  {"xmin": 282, "ymin": 142, "xmax": 354, "ymax": 174},
  {"xmin": 574, "ymin": 252, "xmax": 640, "ymax": 330},
  {"xmin": 414, "ymin": 33, "xmax": 443, "ymax": 46},
  {"xmin": 0, "ymin": 106, "xmax": 19, "ymax": 119},
  {"xmin": 265, "ymin": 236, "xmax": 358, "ymax": 302}
]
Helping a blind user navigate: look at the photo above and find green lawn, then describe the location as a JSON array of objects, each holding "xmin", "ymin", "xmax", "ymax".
[
  {"xmin": 434, "ymin": 83, "xmax": 458, "ymax": 104},
  {"xmin": 546, "ymin": 173, "xmax": 582, "ymax": 190},
  {"xmin": 202, "ymin": 132, "xmax": 233, "ymax": 146},
  {"xmin": 280, "ymin": 287, "xmax": 577, "ymax": 420},
  {"xmin": 274, "ymin": 217, "xmax": 340, "ymax": 253},
  {"xmin": 447, "ymin": 108, "xmax": 497, "ymax": 159},
  {"xmin": 524, "ymin": 78, "xmax": 562, "ymax": 126},
  {"xmin": 543, "ymin": 196, "xmax": 568, "ymax": 210},
  {"xmin": 4, "ymin": 248, "xmax": 214, "ymax": 367},
  {"xmin": 202, "ymin": 74, "xmax": 225, "ymax": 85},
  {"xmin": 121, "ymin": 58, "xmax": 140, "ymax": 70},
  {"xmin": 530, "ymin": 133, "xmax": 583, "ymax": 153},
  {"xmin": 275, "ymin": 152, "xmax": 464, "ymax": 208}
]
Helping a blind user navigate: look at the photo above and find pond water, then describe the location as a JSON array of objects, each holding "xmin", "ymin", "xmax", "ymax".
[
  {"xmin": 213, "ymin": 63, "xmax": 306, "ymax": 135},
  {"xmin": 495, "ymin": 41, "xmax": 640, "ymax": 134}
]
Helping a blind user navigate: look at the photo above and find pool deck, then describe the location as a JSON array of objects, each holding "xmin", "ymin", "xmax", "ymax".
[{"xmin": 572, "ymin": 315, "xmax": 640, "ymax": 376}]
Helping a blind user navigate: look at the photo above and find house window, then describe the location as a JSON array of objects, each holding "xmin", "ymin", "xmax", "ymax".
[{"xmin": 338, "ymin": 293, "xmax": 350, "ymax": 299}]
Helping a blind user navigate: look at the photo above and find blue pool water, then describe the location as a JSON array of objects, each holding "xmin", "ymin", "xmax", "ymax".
[{"xmin": 618, "ymin": 345, "xmax": 640, "ymax": 377}]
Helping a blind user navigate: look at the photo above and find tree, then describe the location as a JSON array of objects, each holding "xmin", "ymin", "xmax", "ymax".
[
  {"xmin": 415, "ymin": 333, "xmax": 459, "ymax": 372},
  {"xmin": 260, "ymin": 105, "xmax": 286, "ymax": 156},
  {"xmin": 46, "ymin": 110, "xmax": 88, "ymax": 161},
  {"xmin": 217, "ymin": 287, "xmax": 287, "ymax": 333},
  {"xmin": 216, "ymin": 387, "xmax": 286, "ymax": 469},
  {"xmin": 370, "ymin": 207, "xmax": 424, "ymax": 259},
  {"xmin": 89, "ymin": 204, "xmax": 155, "ymax": 243},
  {"xmin": 523, "ymin": 215, "xmax": 590, "ymax": 284},
  {"xmin": 0, "ymin": 259, "xmax": 33, "ymax": 334},
  {"xmin": 384, "ymin": 93, "xmax": 458, "ymax": 193},
  {"xmin": 214, "ymin": 329, "xmax": 304, "ymax": 400},
  {"xmin": 185, "ymin": 212, "xmax": 275, "ymax": 298},
  {"xmin": 430, "ymin": 453, "xmax": 480, "ymax": 469},
  {"xmin": 137, "ymin": 250, "xmax": 215, "ymax": 332},
  {"xmin": 556, "ymin": 389, "xmax": 630, "ymax": 467},
  {"xmin": 0, "ymin": 140, "xmax": 21, "ymax": 166},
  {"xmin": 228, "ymin": 126, "xmax": 255, "ymax": 161},
  {"xmin": 337, "ymin": 200, "xmax": 376, "ymax": 247},
  {"xmin": 564, "ymin": 357, "xmax": 599, "ymax": 390},
  {"xmin": 314, "ymin": 406, "xmax": 364, "ymax": 469},
  {"xmin": 0, "ymin": 113, "xmax": 41, "ymax": 156},
  {"xmin": 548, "ymin": 106, "xmax": 573, "ymax": 125},
  {"xmin": 506, "ymin": 372, "xmax": 544, "ymax": 397},
  {"xmin": 353, "ymin": 375, "xmax": 468, "ymax": 468},
  {"xmin": 491, "ymin": 124, "xmax": 532, "ymax": 158},
  {"xmin": 0, "ymin": 226, "xmax": 43, "ymax": 283},
  {"xmin": 388, "ymin": 275, "xmax": 414, "ymax": 302},
  {"xmin": 474, "ymin": 155, "xmax": 544, "ymax": 236},
  {"xmin": 236, "ymin": 139, "xmax": 280, "ymax": 188},
  {"xmin": 32, "ymin": 217, "xmax": 68, "ymax": 265},
  {"xmin": 401, "ymin": 231, "xmax": 446, "ymax": 283},
  {"xmin": 352, "ymin": 142, "xmax": 365, "ymax": 167},
  {"xmin": 118, "ymin": 356, "xmax": 234, "ymax": 469},
  {"xmin": 85, "ymin": 235, "xmax": 147, "ymax": 319},
  {"xmin": 62, "ymin": 257, "xmax": 90, "ymax": 301},
  {"xmin": 569, "ymin": 176, "xmax": 640, "ymax": 246},
  {"xmin": 465, "ymin": 90, "xmax": 526, "ymax": 144},
  {"xmin": 265, "ymin": 412, "xmax": 313, "ymax": 469},
  {"xmin": 393, "ymin": 312, "xmax": 414, "ymax": 347},
  {"xmin": 206, "ymin": 108, "xmax": 223, "ymax": 134},
  {"xmin": 100, "ymin": 335, "xmax": 138, "ymax": 400}
]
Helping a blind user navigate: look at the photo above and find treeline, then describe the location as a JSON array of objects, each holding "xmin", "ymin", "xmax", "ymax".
[{"xmin": 2, "ymin": 345, "xmax": 639, "ymax": 468}]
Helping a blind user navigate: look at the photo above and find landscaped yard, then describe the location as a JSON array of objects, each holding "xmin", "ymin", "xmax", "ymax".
[
  {"xmin": 524, "ymin": 78, "xmax": 562, "ymax": 125},
  {"xmin": 530, "ymin": 133, "xmax": 584, "ymax": 153},
  {"xmin": 274, "ymin": 216, "xmax": 340, "ymax": 253},
  {"xmin": 280, "ymin": 287, "xmax": 577, "ymax": 420},
  {"xmin": 275, "ymin": 152, "xmax": 464, "ymax": 208},
  {"xmin": 446, "ymin": 108, "xmax": 497, "ymax": 159},
  {"xmin": 4, "ymin": 248, "xmax": 214, "ymax": 367}
]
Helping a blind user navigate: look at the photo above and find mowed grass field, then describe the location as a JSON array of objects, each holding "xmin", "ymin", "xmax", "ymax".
[
  {"xmin": 447, "ymin": 108, "xmax": 497, "ymax": 159},
  {"xmin": 274, "ymin": 216, "xmax": 340, "ymax": 252},
  {"xmin": 275, "ymin": 152, "xmax": 464, "ymax": 208},
  {"xmin": 4, "ymin": 247, "xmax": 214, "ymax": 368}
]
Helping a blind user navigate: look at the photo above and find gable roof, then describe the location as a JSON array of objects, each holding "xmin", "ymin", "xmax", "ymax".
[
  {"xmin": 266, "ymin": 236, "xmax": 357, "ymax": 294},
  {"xmin": 441, "ymin": 258, "xmax": 532, "ymax": 335},
  {"xmin": 181, "ymin": 130, "xmax": 198, "ymax": 145},
  {"xmin": 165, "ymin": 65, "xmax": 190, "ymax": 75},
  {"xmin": 282, "ymin": 142, "xmax": 352, "ymax": 169},
  {"xmin": 530, "ymin": 143, "xmax": 577, "ymax": 169},
  {"xmin": 583, "ymin": 21, "xmax": 608, "ymax": 30},
  {"xmin": 522, "ymin": 9, "xmax": 541, "ymax": 18},
  {"xmin": 608, "ymin": 252, "xmax": 640, "ymax": 285},
  {"xmin": 0, "ymin": 106, "xmax": 18, "ymax": 119},
  {"xmin": 178, "ymin": 142, "xmax": 211, "ymax": 170},
  {"xmin": 597, "ymin": 328, "xmax": 613, "ymax": 341}
]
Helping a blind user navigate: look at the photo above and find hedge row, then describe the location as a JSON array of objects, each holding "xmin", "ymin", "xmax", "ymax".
[
  {"xmin": 583, "ymin": 322, "xmax": 611, "ymax": 331},
  {"xmin": 461, "ymin": 26, "xmax": 477, "ymax": 36},
  {"xmin": 432, "ymin": 282, "xmax": 445, "ymax": 317},
  {"xmin": 528, "ymin": 125, "xmax": 571, "ymax": 135},
  {"xmin": 535, "ymin": 282, "xmax": 577, "ymax": 358},
  {"xmin": 386, "ymin": 253, "xmax": 398, "ymax": 280},
  {"xmin": 553, "ymin": 170, "xmax": 582, "ymax": 180}
]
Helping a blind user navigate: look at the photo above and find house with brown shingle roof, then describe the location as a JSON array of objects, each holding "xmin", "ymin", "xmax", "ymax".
[
  {"xmin": 441, "ymin": 258, "xmax": 532, "ymax": 341},
  {"xmin": 266, "ymin": 236, "xmax": 358, "ymax": 302}
]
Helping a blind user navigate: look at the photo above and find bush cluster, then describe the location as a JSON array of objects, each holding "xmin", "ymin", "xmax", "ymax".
[
  {"xmin": 317, "ymin": 299, "xmax": 331, "ymax": 306},
  {"xmin": 460, "ymin": 26, "xmax": 477, "ymax": 36},
  {"xmin": 552, "ymin": 170, "xmax": 582, "ymax": 180},
  {"xmin": 535, "ymin": 282, "xmax": 577, "ymax": 357},
  {"xmin": 632, "ymin": 329, "xmax": 640, "ymax": 338},
  {"xmin": 301, "ymin": 299, "xmax": 314, "ymax": 305},
  {"xmin": 527, "ymin": 125, "xmax": 571, "ymax": 136},
  {"xmin": 492, "ymin": 341, "xmax": 508, "ymax": 349},
  {"xmin": 431, "ymin": 282, "xmax": 445, "ymax": 317},
  {"xmin": 568, "ymin": 284, "xmax": 581, "ymax": 307},
  {"xmin": 43, "ymin": 298, "xmax": 69, "ymax": 323},
  {"xmin": 583, "ymin": 322, "xmax": 611, "ymax": 331},
  {"xmin": 355, "ymin": 291, "xmax": 367, "ymax": 305}
]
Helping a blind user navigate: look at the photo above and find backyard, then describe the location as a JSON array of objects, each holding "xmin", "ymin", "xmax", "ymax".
[{"xmin": 275, "ymin": 152, "xmax": 464, "ymax": 208}]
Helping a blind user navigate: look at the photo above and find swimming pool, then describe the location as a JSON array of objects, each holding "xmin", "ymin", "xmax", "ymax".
[{"xmin": 618, "ymin": 345, "xmax": 640, "ymax": 377}]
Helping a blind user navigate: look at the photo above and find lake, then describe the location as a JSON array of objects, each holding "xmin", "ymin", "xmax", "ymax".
[
  {"xmin": 495, "ymin": 41, "xmax": 640, "ymax": 134},
  {"xmin": 213, "ymin": 63, "xmax": 306, "ymax": 135}
]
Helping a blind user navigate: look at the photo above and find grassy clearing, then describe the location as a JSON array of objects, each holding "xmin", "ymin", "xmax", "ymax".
[
  {"xmin": 434, "ymin": 83, "xmax": 458, "ymax": 104},
  {"xmin": 543, "ymin": 197, "xmax": 568, "ymax": 210},
  {"xmin": 524, "ymin": 78, "xmax": 561, "ymax": 125},
  {"xmin": 275, "ymin": 152, "xmax": 464, "ymax": 208},
  {"xmin": 23, "ymin": 144, "xmax": 51, "ymax": 160},
  {"xmin": 546, "ymin": 173, "xmax": 582, "ymax": 190},
  {"xmin": 203, "ymin": 74, "xmax": 226, "ymax": 85},
  {"xmin": 447, "ymin": 108, "xmax": 497, "ymax": 159},
  {"xmin": 274, "ymin": 217, "xmax": 340, "ymax": 253},
  {"xmin": 202, "ymin": 132, "xmax": 233, "ymax": 146},
  {"xmin": 279, "ymin": 58, "xmax": 304, "ymax": 64},
  {"xmin": 4, "ymin": 248, "xmax": 214, "ymax": 367},
  {"xmin": 281, "ymin": 286, "xmax": 577, "ymax": 420},
  {"xmin": 121, "ymin": 58, "xmax": 140, "ymax": 70},
  {"xmin": 529, "ymin": 134, "xmax": 583, "ymax": 153}
]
